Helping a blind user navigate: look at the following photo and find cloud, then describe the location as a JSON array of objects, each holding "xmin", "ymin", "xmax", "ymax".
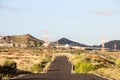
[
  {"xmin": 95, "ymin": 9, "xmax": 120, "ymax": 16},
  {"xmin": 0, "ymin": 5, "xmax": 14, "ymax": 10},
  {"xmin": 0, "ymin": 4, "xmax": 30, "ymax": 13},
  {"xmin": 96, "ymin": 9, "xmax": 112, "ymax": 16},
  {"xmin": 0, "ymin": 3, "xmax": 30, "ymax": 13}
]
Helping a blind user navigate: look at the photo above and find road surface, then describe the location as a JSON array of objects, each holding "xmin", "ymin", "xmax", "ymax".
[{"xmin": 10, "ymin": 56, "xmax": 109, "ymax": 80}]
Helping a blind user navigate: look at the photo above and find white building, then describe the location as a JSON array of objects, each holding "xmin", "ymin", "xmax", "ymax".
[
  {"xmin": 0, "ymin": 43, "xmax": 13, "ymax": 47},
  {"xmin": 71, "ymin": 46, "xmax": 85, "ymax": 50},
  {"xmin": 43, "ymin": 42, "xmax": 50, "ymax": 47},
  {"xmin": 64, "ymin": 44, "xmax": 70, "ymax": 48}
]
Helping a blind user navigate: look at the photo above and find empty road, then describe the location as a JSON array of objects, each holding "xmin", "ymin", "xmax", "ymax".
[{"xmin": 10, "ymin": 56, "xmax": 109, "ymax": 80}]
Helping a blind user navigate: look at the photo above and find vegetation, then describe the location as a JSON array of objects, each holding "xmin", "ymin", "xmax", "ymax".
[
  {"xmin": 2, "ymin": 60, "xmax": 17, "ymax": 73},
  {"xmin": 30, "ymin": 63, "xmax": 41, "ymax": 73},
  {"xmin": 0, "ymin": 47, "xmax": 53, "ymax": 79},
  {"xmin": 70, "ymin": 50, "xmax": 120, "ymax": 80},
  {"xmin": 0, "ymin": 46, "xmax": 120, "ymax": 80},
  {"xmin": 74, "ymin": 61, "xmax": 95, "ymax": 73},
  {"xmin": 115, "ymin": 59, "xmax": 120, "ymax": 67}
]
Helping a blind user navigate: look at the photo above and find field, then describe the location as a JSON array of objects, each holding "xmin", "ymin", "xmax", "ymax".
[
  {"xmin": 0, "ymin": 47, "xmax": 53, "ymax": 79},
  {"xmin": 70, "ymin": 50, "xmax": 120, "ymax": 80},
  {"xmin": 0, "ymin": 47, "xmax": 120, "ymax": 80}
]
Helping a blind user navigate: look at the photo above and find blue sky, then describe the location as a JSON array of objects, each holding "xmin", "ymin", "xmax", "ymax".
[{"xmin": 0, "ymin": 0, "xmax": 120, "ymax": 45}]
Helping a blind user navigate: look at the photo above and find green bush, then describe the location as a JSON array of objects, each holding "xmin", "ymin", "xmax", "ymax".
[
  {"xmin": 30, "ymin": 64, "xmax": 41, "ymax": 73},
  {"xmin": 74, "ymin": 61, "xmax": 95, "ymax": 73},
  {"xmin": 115, "ymin": 59, "xmax": 120, "ymax": 67}
]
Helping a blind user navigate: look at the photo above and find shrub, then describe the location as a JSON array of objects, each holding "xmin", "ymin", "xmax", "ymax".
[
  {"xmin": 115, "ymin": 59, "xmax": 120, "ymax": 67},
  {"xmin": 3, "ymin": 60, "xmax": 16, "ymax": 69},
  {"xmin": 74, "ymin": 61, "xmax": 95, "ymax": 73},
  {"xmin": 2, "ymin": 60, "xmax": 17, "ymax": 73},
  {"xmin": 30, "ymin": 64, "xmax": 41, "ymax": 73},
  {"xmin": 0, "ymin": 74, "xmax": 10, "ymax": 80},
  {"xmin": 41, "ymin": 61, "xmax": 48, "ymax": 68}
]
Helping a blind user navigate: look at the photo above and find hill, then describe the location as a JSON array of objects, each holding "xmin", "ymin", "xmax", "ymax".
[
  {"xmin": 0, "ymin": 34, "xmax": 43, "ymax": 47},
  {"xmin": 56, "ymin": 38, "xmax": 89, "ymax": 47},
  {"xmin": 102, "ymin": 40, "xmax": 120, "ymax": 49}
]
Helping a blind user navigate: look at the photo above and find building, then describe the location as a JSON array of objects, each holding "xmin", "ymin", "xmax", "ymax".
[{"xmin": 71, "ymin": 46, "xmax": 85, "ymax": 50}]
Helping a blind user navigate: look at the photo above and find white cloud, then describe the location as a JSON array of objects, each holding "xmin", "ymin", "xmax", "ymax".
[
  {"xmin": 0, "ymin": 5, "xmax": 13, "ymax": 10},
  {"xmin": 96, "ymin": 9, "xmax": 112, "ymax": 16},
  {"xmin": 95, "ymin": 9, "xmax": 120, "ymax": 16}
]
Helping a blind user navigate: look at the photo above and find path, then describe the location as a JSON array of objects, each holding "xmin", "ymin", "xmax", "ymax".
[{"xmin": 10, "ymin": 56, "xmax": 109, "ymax": 80}]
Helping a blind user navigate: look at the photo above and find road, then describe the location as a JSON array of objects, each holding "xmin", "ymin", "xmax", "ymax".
[{"xmin": 10, "ymin": 56, "xmax": 109, "ymax": 80}]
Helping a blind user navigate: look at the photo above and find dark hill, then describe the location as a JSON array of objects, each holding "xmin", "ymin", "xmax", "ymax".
[
  {"xmin": 56, "ymin": 38, "xmax": 89, "ymax": 47},
  {"xmin": 100, "ymin": 40, "xmax": 120, "ymax": 49}
]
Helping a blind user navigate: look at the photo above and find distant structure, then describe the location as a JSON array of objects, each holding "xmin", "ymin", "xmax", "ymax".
[
  {"xmin": 43, "ymin": 30, "xmax": 50, "ymax": 47},
  {"xmin": 64, "ymin": 44, "xmax": 70, "ymax": 48},
  {"xmin": 56, "ymin": 40, "xmax": 59, "ymax": 47},
  {"xmin": 101, "ymin": 36, "xmax": 105, "ymax": 51},
  {"xmin": 114, "ymin": 43, "xmax": 117, "ymax": 51}
]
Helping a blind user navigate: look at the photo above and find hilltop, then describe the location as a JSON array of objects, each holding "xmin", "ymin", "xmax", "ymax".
[
  {"xmin": 100, "ymin": 40, "xmax": 120, "ymax": 50},
  {"xmin": 0, "ymin": 34, "xmax": 43, "ymax": 47},
  {"xmin": 1, "ymin": 34, "xmax": 120, "ymax": 49},
  {"xmin": 56, "ymin": 38, "xmax": 120, "ymax": 50},
  {"xmin": 55, "ymin": 38, "xmax": 89, "ymax": 47}
]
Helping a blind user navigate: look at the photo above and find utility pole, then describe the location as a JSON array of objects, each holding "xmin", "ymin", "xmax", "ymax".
[
  {"xmin": 57, "ymin": 40, "xmax": 59, "ymax": 47},
  {"xmin": 114, "ymin": 42, "xmax": 117, "ymax": 52},
  {"xmin": 101, "ymin": 36, "xmax": 105, "ymax": 52},
  {"xmin": 43, "ymin": 30, "xmax": 49, "ymax": 47},
  {"xmin": 43, "ymin": 30, "xmax": 49, "ymax": 55}
]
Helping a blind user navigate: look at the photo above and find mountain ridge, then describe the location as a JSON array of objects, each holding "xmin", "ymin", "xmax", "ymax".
[
  {"xmin": 100, "ymin": 40, "xmax": 120, "ymax": 49},
  {"xmin": 1, "ymin": 34, "xmax": 120, "ymax": 49},
  {"xmin": 0, "ymin": 34, "xmax": 43, "ymax": 47},
  {"xmin": 55, "ymin": 38, "xmax": 89, "ymax": 47}
]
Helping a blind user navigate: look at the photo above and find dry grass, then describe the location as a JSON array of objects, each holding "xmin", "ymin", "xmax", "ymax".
[
  {"xmin": 69, "ymin": 50, "xmax": 120, "ymax": 80},
  {"xmin": 1, "ymin": 47, "xmax": 120, "ymax": 80},
  {"xmin": 0, "ymin": 47, "xmax": 53, "ymax": 79}
]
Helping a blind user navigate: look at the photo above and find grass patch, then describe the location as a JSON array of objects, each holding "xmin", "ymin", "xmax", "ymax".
[{"xmin": 74, "ymin": 61, "xmax": 95, "ymax": 73}]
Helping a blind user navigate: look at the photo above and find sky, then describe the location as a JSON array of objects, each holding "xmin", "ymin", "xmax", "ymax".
[{"xmin": 0, "ymin": 0, "xmax": 120, "ymax": 45}]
